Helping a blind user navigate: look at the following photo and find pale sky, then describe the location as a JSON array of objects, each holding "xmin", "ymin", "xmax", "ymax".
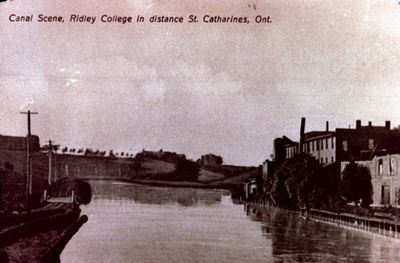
[{"xmin": 1, "ymin": 0, "xmax": 400, "ymax": 165}]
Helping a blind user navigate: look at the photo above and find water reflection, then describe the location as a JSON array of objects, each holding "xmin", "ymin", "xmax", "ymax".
[
  {"xmin": 244, "ymin": 203, "xmax": 400, "ymax": 262},
  {"xmin": 91, "ymin": 180, "xmax": 224, "ymax": 207},
  {"xmin": 62, "ymin": 181, "xmax": 400, "ymax": 263},
  {"xmin": 62, "ymin": 181, "xmax": 272, "ymax": 263}
]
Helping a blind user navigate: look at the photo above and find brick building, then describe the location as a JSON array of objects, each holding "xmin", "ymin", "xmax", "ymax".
[
  {"xmin": 341, "ymin": 152, "xmax": 400, "ymax": 207},
  {"xmin": 284, "ymin": 119, "xmax": 395, "ymax": 165}
]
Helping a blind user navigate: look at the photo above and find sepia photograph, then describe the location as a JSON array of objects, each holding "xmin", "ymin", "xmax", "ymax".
[{"xmin": 1, "ymin": 0, "xmax": 400, "ymax": 262}]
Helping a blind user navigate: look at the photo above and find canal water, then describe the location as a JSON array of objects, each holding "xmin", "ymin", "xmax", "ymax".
[{"xmin": 61, "ymin": 180, "xmax": 400, "ymax": 262}]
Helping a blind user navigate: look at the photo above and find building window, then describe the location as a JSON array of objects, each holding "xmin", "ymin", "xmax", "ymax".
[
  {"xmin": 326, "ymin": 138, "xmax": 328, "ymax": 149},
  {"xmin": 331, "ymin": 137, "xmax": 334, "ymax": 149},
  {"xmin": 368, "ymin": 139, "xmax": 374, "ymax": 150},
  {"xmin": 331, "ymin": 156, "xmax": 334, "ymax": 163},
  {"xmin": 317, "ymin": 140, "xmax": 319, "ymax": 150},
  {"xmin": 390, "ymin": 157, "xmax": 395, "ymax": 175},
  {"xmin": 321, "ymin": 139, "xmax": 324, "ymax": 150},
  {"xmin": 342, "ymin": 140, "xmax": 348, "ymax": 152},
  {"xmin": 326, "ymin": 157, "xmax": 328, "ymax": 163},
  {"xmin": 382, "ymin": 185, "xmax": 390, "ymax": 205},
  {"xmin": 321, "ymin": 158, "xmax": 323, "ymax": 163},
  {"xmin": 396, "ymin": 188, "xmax": 400, "ymax": 206},
  {"xmin": 378, "ymin": 159, "xmax": 383, "ymax": 175},
  {"xmin": 312, "ymin": 141, "xmax": 314, "ymax": 151}
]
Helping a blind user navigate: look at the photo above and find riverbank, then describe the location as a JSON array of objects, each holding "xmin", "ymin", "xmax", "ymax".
[
  {"xmin": 242, "ymin": 198, "xmax": 400, "ymax": 240},
  {"xmin": 306, "ymin": 208, "xmax": 400, "ymax": 240},
  {"xmin": 0, "ymin": 203, "xmax": 87, "ymax": 262}
]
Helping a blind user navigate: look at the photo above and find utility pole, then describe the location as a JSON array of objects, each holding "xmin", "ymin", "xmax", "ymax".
[
  {"xmin": 47, "ymin": 140, "xmax": 60, "ymax": 185},
  {"xmin": 48, "ymin": 140, "xmax": 53, "ymax": 185},
  {"xmin": 20, "ymin": 110, "xmax": 38, "ymax": 214}
]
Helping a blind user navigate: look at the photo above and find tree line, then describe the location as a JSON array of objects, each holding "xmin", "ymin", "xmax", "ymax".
[{"xmin": 267, "ymin": 154, "xmax": 373, "ymax": 211}]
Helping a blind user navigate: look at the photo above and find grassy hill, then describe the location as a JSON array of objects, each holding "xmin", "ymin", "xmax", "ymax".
[{"xmin": 0, "ymin": 148, "xmax": 257, "ymax": 212}]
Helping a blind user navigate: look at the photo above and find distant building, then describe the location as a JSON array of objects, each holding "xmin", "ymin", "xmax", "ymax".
[
  {"xmin": 335, "ymin": 120, "xmax": 393, "ymax": 162},
  {"xmin": 135, "ymin": 149, "xmax": 186, "ymax": 162},
  {"xmin": 302, "ymin": 130, "xmax": 336, "ymax": 165},
  {"xmin": 283, "ymin": 120, "xmax": 336, "ymax": 165},
  {"xmin": 198, "ymin": 154, "xmax": 223, "ymax": 166},
  {"xmin": 0, "ymin": 134, "xmax": 40, "ymax": 152},
  {"xmin": 285, "ymin": 141, "xmax": 299, "ymax": 159},
  {"xmin": 283, "ymin": 119, "xmax": 395, "ymax": 165},
  {"xmin": 272, "ymin": 136, "xmax": 296, "ymax": 162},
  {"xmin": 261, "ymin": 136, "xmax": 297, "ymax": 193}
]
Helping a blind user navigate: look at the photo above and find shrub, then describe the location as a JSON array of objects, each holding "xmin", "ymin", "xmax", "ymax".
[{"xmin": 340, "ymin": 162, "xmax": 373, "ymax": 208}]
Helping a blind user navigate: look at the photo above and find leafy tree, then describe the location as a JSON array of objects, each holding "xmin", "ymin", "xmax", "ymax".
[
  {"xmin": 271, "ymin": 154, "xmax": 321, "ymax": 209},
  {"xmin": 358, "ymin": 166, "xmax": 373, "ymax": 207},
  {"xmin": 73, "ymin": 179, "xmax": 92, "ymax": 205},
  {"xmin": 340, "ymin": 162, "xmax": 373, "ymax": 207}
]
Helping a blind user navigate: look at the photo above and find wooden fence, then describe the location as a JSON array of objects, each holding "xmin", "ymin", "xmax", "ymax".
[{"xmin": 306, "ymin": 209, "xmax": 400, "ymax": 238}]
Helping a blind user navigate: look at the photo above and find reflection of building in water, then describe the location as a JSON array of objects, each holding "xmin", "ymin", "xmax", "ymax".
[{"xmin": 89, "ymin": 181, "xmax": 224, "ymax": 207}]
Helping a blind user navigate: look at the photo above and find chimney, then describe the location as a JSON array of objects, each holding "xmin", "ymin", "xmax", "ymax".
[
  {"xmin": 385, "ymin": 121, "xmax": 391, "ymax": 130},
  {"xmin": 299, "ymin": 117, "xmax": 306, "ymax": 153},
  {"xmin": 356, "ymin": 120, "xmax": 361, "ymax": 130},
  {"xmin": 326, "ymin": 121, "xmax": 329, "ymax": 132},
  {"xmin": 368, "ymin": 121, "xmax": 372, "ymax": 127}
]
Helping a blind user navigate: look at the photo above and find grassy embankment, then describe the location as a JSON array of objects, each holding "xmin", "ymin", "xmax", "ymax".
[{"xmin": 131, "ymin": 157, "xmax": 257, "ymax": 189}]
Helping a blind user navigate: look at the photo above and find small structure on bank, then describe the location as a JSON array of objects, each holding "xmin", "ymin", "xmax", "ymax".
[
  {"xmin": 197, "ymin": 154, "xmax": 223, "ymax": 166},
  {"xmin": 244, "ymin": 178, "xmax": 257, "ymax": 200}
]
